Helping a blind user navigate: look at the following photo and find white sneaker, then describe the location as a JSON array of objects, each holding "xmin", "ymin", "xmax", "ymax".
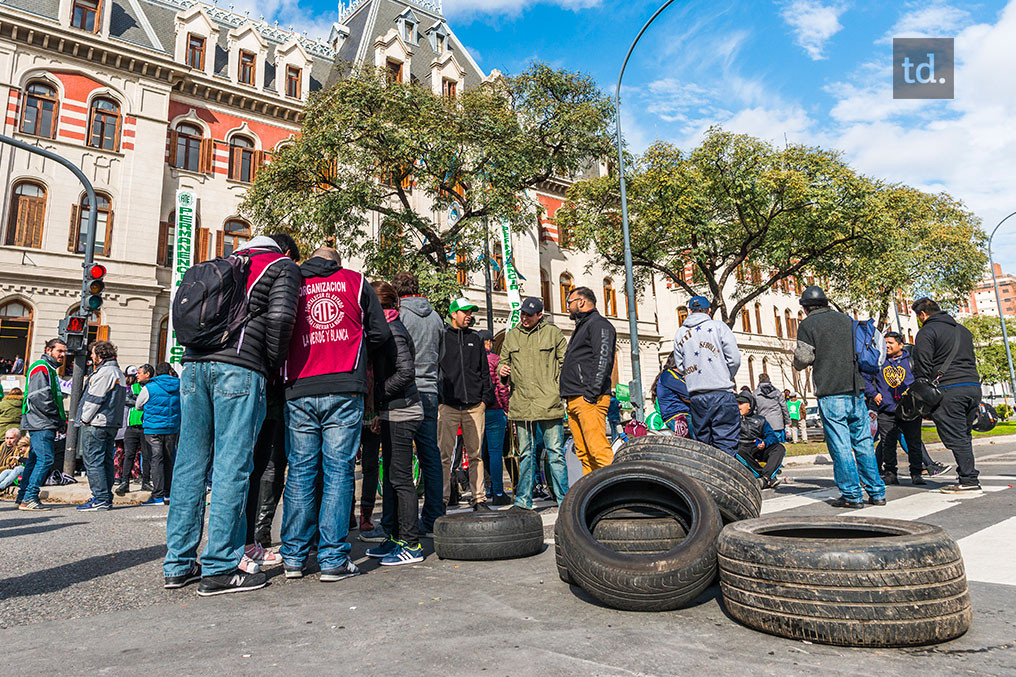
[
  {"xmin": 244, "ymin": 542, "xmax": 282, "ymax": 567},
  {"xmin": 238, "ymin": 556, "xmax": 261, "ymax": 574}
]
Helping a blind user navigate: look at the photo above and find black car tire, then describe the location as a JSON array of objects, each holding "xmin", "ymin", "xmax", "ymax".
[
  {"xmin": 555, "ymin": 461, "xmax": 722, "ymax": 611},
  {"xmin": 434, "ymin": 508, "xmax": 544, "ymax": 561},
  {"xmin": 717, "ymin": 516, "xmax": 972, "ymax": 647},
  {"xmin": 614, "ymin": 435, "xmax": 762, "ymax": 523}
]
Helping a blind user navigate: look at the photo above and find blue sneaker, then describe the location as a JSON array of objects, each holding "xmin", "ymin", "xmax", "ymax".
[
  {"xmin": 380, "ymin": 542, "xmax": 424, "ymax": 566},
  {"xmin": 366, "ymin": 536, "xmax": 399, "ymax": 558},
  {"xmin": 320, "ymin": 558, "xmax": 361, "ymax": 582},
  {"xmin": 141, "ymin": 496, "xmax": 165, "ymax": 506},
  {"xmin": 77, "ymin": 497, "xmax": 112, "ymax": 511}
]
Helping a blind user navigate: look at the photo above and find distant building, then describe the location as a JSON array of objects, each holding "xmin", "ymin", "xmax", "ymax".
[{"xmin": 958, "ymin": 263, "xmax": 1016, "ymax": 318}]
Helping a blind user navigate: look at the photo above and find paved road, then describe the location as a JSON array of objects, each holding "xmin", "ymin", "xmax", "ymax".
[{"xmin": 2, "ymin": 443, "xmax": 1015, "ymax": 676}]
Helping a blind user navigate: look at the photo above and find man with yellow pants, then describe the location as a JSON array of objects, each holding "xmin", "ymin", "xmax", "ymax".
[{"xmin": 560, "ymin": 287, "xmax": 617, "ymax": 474}]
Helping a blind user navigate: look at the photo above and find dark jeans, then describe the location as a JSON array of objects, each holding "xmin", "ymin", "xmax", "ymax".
[
  {"xmin": 736, "ymin": 443, "xmax": 785, "ymax": 480},
  {"xmin": 930, "ymin": 385, "xmax": 981, "ymax": 486},
  {"xmin": 122, "ymin": 426, "xmax": 150, "ymax": 484},
  {"xmin": 876, "ymin": 412, "xmax": 923, "ymax": 476},
  {"xmin": 380, "ymin": 418, "xmax": 422, "ymax": 547},
  {"xmin": 689, "ymin": 391, "xmax": 740, "ymax": 456},
  {"xmin": 254, "ymin": 427, "xmax": 288, "ymax": 544},
  {"xmin": 145, "ymin": 433, "xmax": 177, "ymax": 499},
  {"xmin": 415, "ymin": 393, "xmax": 445, "ymax": 532},
  {"xmin": 246, "ymin": 417, "xmax": 282, "ymax": 545},
  {"xmin": 359, "ymin": 427, "xmax": 381, "ymax": 523},
  {"xmin": 82, "ymin": 425, "xmax": 117, "ymax": 503},
  {"xmin": 17, "ymin": 429, "xmax": 56, "ymax": 503}
]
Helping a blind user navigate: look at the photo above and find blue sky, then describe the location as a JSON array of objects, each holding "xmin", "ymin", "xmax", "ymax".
[{"xmin": 250, "ymin": 0, "xmax": 1016, "ymax": 275}]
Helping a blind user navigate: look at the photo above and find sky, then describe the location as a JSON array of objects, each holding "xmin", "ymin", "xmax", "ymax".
[{"xmin": 238, "ymin": 0, "xmax": 1016, "ymax": 276}]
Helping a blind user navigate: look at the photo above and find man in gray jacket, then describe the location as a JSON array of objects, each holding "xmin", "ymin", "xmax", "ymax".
[
  {"xmin": 673, "ymin": 296, "xmax": 742, "ymax": 455},
  {"xmin": 754, "ymin": 374, "xmax": 790, "ymax": 442},
  {"xmin": 16, "ymin": 338, "xmax": 67, "ymax": 511},
  {"xmin": 393, "ymin": 272, "xmax": 445, "ymax": 535},
  {"xmin": 76, "ymin": 340, "xmax": 126, "ymax": 512}
]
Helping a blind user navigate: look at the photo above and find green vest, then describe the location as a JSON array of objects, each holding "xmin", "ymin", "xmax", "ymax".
[
  {"xmin": 23, "ymin": 358, "xmax": 66, "ymax": 422},
  {"xmin": 787, "ymin": 400, "xmax": 803, "ymax": 421},
  {"xmin": 128, "ymin": 382, "xmax": 144, "ymax": 427}
]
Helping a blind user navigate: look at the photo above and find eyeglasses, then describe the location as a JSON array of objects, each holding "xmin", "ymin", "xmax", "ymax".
[{"xmin": 566, "ymin": 297, "xmax": 580, "ymax": 307}]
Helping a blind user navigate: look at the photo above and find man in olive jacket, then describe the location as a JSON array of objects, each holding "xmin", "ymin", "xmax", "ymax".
[{"xmin": 499, "ymin": 297, "xmax": 569, "ymax": 508}]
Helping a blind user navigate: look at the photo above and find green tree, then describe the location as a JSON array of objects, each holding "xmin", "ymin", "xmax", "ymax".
[
  {"xmin": 963, "ymin": 315, "xmax": 1016, "ymax": 388},
  {"xmin": 241, "ymin": 63, "xmax": 614, "ymax": 299}
]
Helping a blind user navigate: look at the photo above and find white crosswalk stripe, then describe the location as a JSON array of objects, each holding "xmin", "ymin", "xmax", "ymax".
[
  {"xmin": 957, "ymin": 517, "xmax": 1016, "ymax": 586},
  {"xmin": 837, "ymin": 485, "xmax": 1008, "ymax": 520},
  {"xmin": 760, "ymin": 487, "xmax": 840, "ymax": 514}
]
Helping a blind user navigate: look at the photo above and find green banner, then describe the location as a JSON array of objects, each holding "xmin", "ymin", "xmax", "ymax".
[
  {"xmin": 501, "ymin": 221, "xmax": 521, "ymax": 330},
  {"xmin": 167, "ymin": 189, "xmax": 196, "ymax": 366}
]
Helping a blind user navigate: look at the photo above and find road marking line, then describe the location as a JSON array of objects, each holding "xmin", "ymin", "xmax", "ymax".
[
  {"xmin": 837, "ymin": 485, "xmax": 1008, "ymax": 520},
  {"xmin": 761, "ymin": 488, "xmax": 840, "ymax": 514},
  {"xmin": 957, "ymin": 517, "xmax": 1016, "ymax": 587}
]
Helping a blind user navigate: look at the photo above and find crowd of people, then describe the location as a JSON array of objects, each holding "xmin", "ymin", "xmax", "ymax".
[
  {"xmin": 6, "ymin": 230, "xmax": 986, "ymax": 595},
  {"xmin": 0, "ymin": 355, "xmax": 24, "ymax": 375}
]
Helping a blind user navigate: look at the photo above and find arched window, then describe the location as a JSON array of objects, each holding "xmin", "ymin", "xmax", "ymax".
[
  {"xmin": 540, "ymin": 269, "xmax": 552, "ymax": 311},
  {"xmin": 0, "ymin": 300, "xmax": 34, "ymax": 365},
  {"xmin": 157, "ymin": 316, "xmax": 169, "ymax": 363},
  {"xmin": 773, "ymin": 307, "xmax": 783, "ymax": 339},
  {"xmin": 747, "ymin": 356, "xmax": 755, "ymax": 390},
  {"xmin": 5, "ymin": 181, "xmax": 46, "ymax": 248},
  {"xmin": 785, "ymin": 308, "xmax": 795, "ymax": 339},
  {"xmin": 754, "ymin": 303, "xmax": 762, "ymax": 335},
  {"xmin": 492, "ymin": 241, "xmax": 505, "ymax": 292},
  {"xmin": 228, "ymin": 135, "xmax": 260, "ymax": 183},
  {"xmin": 170, "ymin": 122, "xmax": 207, "ymax": 173},
  {"xmin": 603, "ymin": 278, "xmax": 617, "ymax": 317},
  {"xmin": 762, "ymin": 357, "xmax": 768, "ymax": 375},
  {"xmin": 69, "ymin": 193, "xmax": 113, "ymax": 256},
  {"xmin": 559, "ymin": 274, "xmax": 574, "ymax": 314},
  {"xmin": 87, "ymin": 98, "xmax": 120, "ymax": 151},
  {"xmin": 20, "ymin": 82, "xmax": 59, "ymax": 138},
  {"xmin": 219, "ymin": 219, "xmax": 250, "ymax": 256},
  {"xmin": 741, "ymin": 308, "xmax": 751, "ymax": 333}
]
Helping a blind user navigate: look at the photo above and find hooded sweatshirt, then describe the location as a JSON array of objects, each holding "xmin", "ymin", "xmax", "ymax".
[
  {"xmin": 863, "ymin": 349, "xmax": 916, "ymax": 414},
  {"xmin": 754, "ymin": 382, "xmax": 790, "ymax": 431},
  {"xmin": 398, "ymin": 295, "xmax": 444, "ymax": 396},
  {"xmin": 673, "ymin": 312, "xmax": 741, "ymax": 394},
  {"xmin": 911, "ymin": 312, "xmax": 980, "ymax": 387}
]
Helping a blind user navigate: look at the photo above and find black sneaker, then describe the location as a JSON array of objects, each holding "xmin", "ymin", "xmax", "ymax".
[
  {"xmin": 164, "ymin": 563, "xmax": 201, "ymax": 589},
  {"xmin": 283, "ymin": 562, "xmax": 305, "ymax": 579},
  {"xmin": 867, "ymin": 497, "xmax": 887, "ymax": 506},
  {"xmin": 828, "ymin": 496, "xmax": 864, "ymax": 509},
  {"xmin": 926, "ymin": 463, "xmax": 951, "ymax": 477},
  {"xmin": 114, "ymin": 482, "xmax": 129, "ymax": 496},
  {"xmin": 196, "ymin": 569, "xmax": 268, "ymax": 596},
  {"xmin": 941, "ymin": 484, "xmax": 982, "ymax": 494},
  {"xmin": 141, "ymin": 482, "xmax": 154, "ymax": 493},
  {"xmin": 880, "ymin": 471, "xmax": 899, "ymax": 485},
  {"xmin": 911, "ymin": 474, "xmax": 927, "ymax": 486},
  {"xmin": 473, "ymin": 502, "xmax": 492, "ymax": 512},
  {"xmin": 491, "ymin": 493, "xmax": 511, "ymax": 506},
  {"xmin": 320, "ymin": 559, "xmax": 361, "ymax": 582}
]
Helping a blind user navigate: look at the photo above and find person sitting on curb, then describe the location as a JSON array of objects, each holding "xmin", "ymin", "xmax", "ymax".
[{"xmin": 735, "ymin": 393, "xmax": 785, "ymax": 489}]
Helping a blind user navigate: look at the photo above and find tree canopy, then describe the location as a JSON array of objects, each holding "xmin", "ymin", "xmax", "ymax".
[
  {"xmin": 963, "ymin": 315, "xmax": 1016, "ymax": 388},
  {"xmin": 241, "ymin": 63, "xmax": 614, "ymax": 299},
  {"xmin": 556, "ymin": 128, "xmax": 987, "ymax": 327}
]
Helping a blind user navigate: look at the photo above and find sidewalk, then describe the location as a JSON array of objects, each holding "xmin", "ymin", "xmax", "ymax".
[{"xmin": 782, "ymin": 433, "xmax": 1016, "ymax": 466}]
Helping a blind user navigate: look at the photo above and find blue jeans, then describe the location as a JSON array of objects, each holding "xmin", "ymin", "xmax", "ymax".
[
  {"xmin": 281, "ymin": 393, "xmax": 363, "ymax": 571},
  {"xmin": 0, "ymin": 465, "xmax": 23, "ymax": 490},
  {"xmin": 818, "ymin": 394, "xmax": 886, "ymax": 501},
  {"xmin": 415, "ymin": 393, "xmax": 445, "ymax": 532},
  {"xmin": 164, "ymin": 363, "xmax": 266, "ymax": 578},
  {"xmin": 17, "ymin": 429, "xmax": 56, "ymax": 503},
  {"xmin": 689, "ymin": 391, "xmax": 740, "ymax": 456},
  {"xmin": 484, "ymin": 408, "xmax": 507, "ymax": 496},
  {"xmin": 514, "ymin": 419, "xmax": 568, "ymax": 509},
  {"xmin": 82, "ymin": 425, "xmax": 117, "ymax": 503}
]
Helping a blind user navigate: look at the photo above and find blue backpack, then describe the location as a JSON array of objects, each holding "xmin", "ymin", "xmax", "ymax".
[{"xmin": 852, "ymin": 319, "xmax": 886, "ymax": 375}]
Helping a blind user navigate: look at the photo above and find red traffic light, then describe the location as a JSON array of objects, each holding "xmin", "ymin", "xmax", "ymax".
[
  {"xmin": 88, "ymin": 264, "xmax": 106, "ymax": 278},
  {"xmin": 66, "ymin": 316, "xmax": 86, "ymax": 332}
]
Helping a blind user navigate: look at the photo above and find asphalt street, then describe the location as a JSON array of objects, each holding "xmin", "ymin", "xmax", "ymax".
[{"xmin": 2, "ymin": 441, "xmax": 1015, "ymax": 676}]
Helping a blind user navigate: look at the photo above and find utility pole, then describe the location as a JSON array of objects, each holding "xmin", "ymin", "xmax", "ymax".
[
  {"xmin": 989, "ymin": 211, "xmax": 1016, "ymax": 406},
  {"xmin": 0, "ymin": 134, "xmax": 98, "ymax": 475}
]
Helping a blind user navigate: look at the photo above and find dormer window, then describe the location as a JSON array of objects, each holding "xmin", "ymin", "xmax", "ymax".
[
  {"xmin": 404, "ymin": 21, "xmax": 415, "ymax": 43},
  {"xmin": 71, "ymin": 0, "xmax": 100, "ymax": 31},
  {"xmin": 386, "ymin": 59, "xmax": 403, "ymax": 84},
  {"xmin": 238, "ymin": 50, "xmax": 256, "ymax": 86},
  {"xmin": 436, "ymin": 35, "xmax": 445, "ymax": 53},
  {"xmin": 285, "ymin": 65, "xmax": 302, "ymax": 98},
  {"xmin": 187, "ymin": 34, "xmax": 206, "ymax": 70},
  {"xmin": 442, "ymin": 79, "xmax": 456, "ymax": 100}
]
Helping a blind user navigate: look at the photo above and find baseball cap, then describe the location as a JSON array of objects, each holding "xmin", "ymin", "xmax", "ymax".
[
  {"xmin": 477, "ymin": 329, "xmax": 493, "ymax": 342},
  {"xmin": 689, "ymin": 296, "xmax": 710, "ymax": 311},
  {"xmin": 520, "ymin": 297, "xmax": 544, "ymax": 315},
  {"xmin": 125, "ymin": 365, "xmax": 138, "ymax": 376},
  {"xmin": 449, "ymin": 297, "xmax": 478, "ymax": 313}
]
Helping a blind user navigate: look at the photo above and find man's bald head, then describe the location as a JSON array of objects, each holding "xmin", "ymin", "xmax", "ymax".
[{"xmin": 310, "ymin": 247, "xmax": 341, "ymax": 263}]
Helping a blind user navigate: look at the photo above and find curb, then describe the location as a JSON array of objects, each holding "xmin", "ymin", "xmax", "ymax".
[{"xmin": 782, "ymin": 433, "xmax": 1016, "ymax": 466}]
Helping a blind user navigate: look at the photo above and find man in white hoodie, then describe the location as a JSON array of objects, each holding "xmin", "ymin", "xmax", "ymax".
[{"xmin": 673, "ymin": 296, "xmax": 742, "ymax": 456}]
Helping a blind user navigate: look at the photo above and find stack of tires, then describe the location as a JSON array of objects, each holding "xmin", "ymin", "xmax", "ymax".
[{"xmin": 555, "ymin": 436, "xmax": 760, "ymax": 611}]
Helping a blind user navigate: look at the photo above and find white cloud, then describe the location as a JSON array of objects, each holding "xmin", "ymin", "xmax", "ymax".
[
  {"xmin": 227, "ymin": 0, "xmax": 334, "ymax": 40},
  {"xmin": 889, "ymin": 0, "xmax": 970, "ymax": 38},
  {"xmin": 442, "ymin": 0, "xmax": 602, "ymax": 18},
  {"xmin": 779, "ymin": 0, "xmax": 847, "ymax": 60}
]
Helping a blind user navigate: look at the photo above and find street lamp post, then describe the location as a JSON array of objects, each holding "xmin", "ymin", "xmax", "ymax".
[
  {"xmin": 614, "ymin": 0, "xmax": 678, "ymax": 422},
  {"xmin": 988, "ymin": 210, "xmax": 1016, "ymax": 402}
]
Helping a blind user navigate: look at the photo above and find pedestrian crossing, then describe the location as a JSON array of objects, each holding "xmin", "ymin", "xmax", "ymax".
[{"xmin": 958, "ymin": 517, "xmax": 1016, "ymax": 586}]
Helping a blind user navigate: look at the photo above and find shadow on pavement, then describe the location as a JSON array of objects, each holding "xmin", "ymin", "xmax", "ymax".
[
  {"xmin": 0, "ymin": 515, "xmax": 54, "ymax": 529},
  {"xmin": 0, "ymin": 521, "xmax": 86, "ymax": 539},
  {"xmin": 0, "ymin": 544, "xmax": 166, "ymax": 601}
]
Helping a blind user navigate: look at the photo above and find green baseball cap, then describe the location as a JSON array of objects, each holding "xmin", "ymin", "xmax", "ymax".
[{"xmin": 449, "ymin": 297, "xmax": 479, "ymax": 313}]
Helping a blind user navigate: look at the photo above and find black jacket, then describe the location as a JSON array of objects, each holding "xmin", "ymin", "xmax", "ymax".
[
  {"xmin": 374, "ymin": 318, "xmax": 421, "ymax": 413},
  {"xmin": 912, "ymin": 312, "xmax": 980, "ymax": 386},
  {"xmin": 183, "ymin": 242, "xmax": 301, "ymax": 377},
  {"xmin": 560, "ymin": 309, "xmax": 617, "ymax": 401},
  {"xmin": 439, "ymin": 325, "xmax": 492, "ymax": 408},
  {"xmin": 794, "ymin": 306, "xmax": 864, "ymax": 398}
]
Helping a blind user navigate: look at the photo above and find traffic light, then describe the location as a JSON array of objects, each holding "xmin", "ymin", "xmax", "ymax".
[
  {"xmin": 59, "ymin": 314, "xmax": 88, "ymax": 352},
  {"xmin": 85, "ymin": 263, "xmax": 106, "ymax": 312}
]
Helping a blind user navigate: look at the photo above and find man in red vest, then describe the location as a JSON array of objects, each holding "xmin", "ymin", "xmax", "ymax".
[{"xmin": 280, "ymin": 247, "xmax": 390, "ymax": 582}]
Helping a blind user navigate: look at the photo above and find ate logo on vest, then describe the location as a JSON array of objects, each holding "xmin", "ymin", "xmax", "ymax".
[{"xmin": 308, "ymin": 295, "xmax": 345, "ymax": 331}]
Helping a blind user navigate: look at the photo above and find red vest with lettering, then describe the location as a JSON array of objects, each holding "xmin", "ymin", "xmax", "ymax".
[{"xmin": 284, "ymin": 268, "xmax": 365, "ymax": 381}]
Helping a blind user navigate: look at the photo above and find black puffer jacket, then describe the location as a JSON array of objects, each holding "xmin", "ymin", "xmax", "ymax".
[
  {"xmin": 374, "ymin": 317, "xmax": 421, "ymax": 413},
  {"xmin": 912, "ymin": 312, "xmax": 980, "ymax": 386},
  {"xmin": 183, "ymin": 238, "xmax": 300, "ymax": 376}
]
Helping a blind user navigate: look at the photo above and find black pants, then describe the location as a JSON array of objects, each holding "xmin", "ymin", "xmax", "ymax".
[
  {"xmin": 876, "ymin": 411, "xmax": 923, "ymax": 476},
  {"xmin": 736, "ymin": 443, "xmax": 785, "ymax": 480},
  {"xmin": 359, "ymin": 427, "xmax": 381, "ymax": 522},
  {"xmin": 246, "ymin": 417, "xmax": 282, "ymax": 546},
  {"xmin": 254, "ymin": 424, "xmax": 288, "ymax": 545},
  {"xmin": 380, "ymin": 419, "xmax": 421, "ymax": 547},
  {"xmin": 122, "ymin": 426, "xmax": 150, "ymax": 484},
  {"xmin": 145, "ymin": 433, "xmax": 176, "ymax": 499},
  {"xmin": 930, "ymin": 385, "xmax": 981, "ymax": 486}
]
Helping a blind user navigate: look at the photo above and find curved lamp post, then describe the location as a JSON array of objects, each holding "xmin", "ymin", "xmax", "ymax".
[
  {"xmin": 988, "ymin": 210, "xmax": 1016, "ymax": 402},
  {"xmin": 615, "ymin": 0, "xmax": 678, "ymax": 422}
]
